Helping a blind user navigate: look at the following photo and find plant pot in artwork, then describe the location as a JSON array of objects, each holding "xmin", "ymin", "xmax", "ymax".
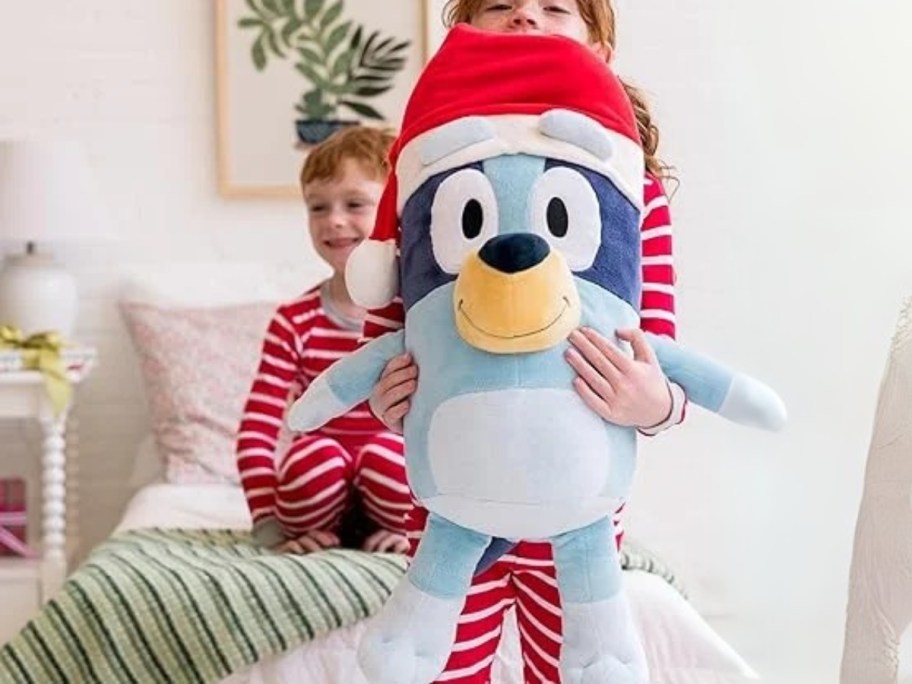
[
  {"xmin": 295, "ymin": 119, "xmax": 358, "ymax": 146},
  {"xmin": 239, "ymin": 1, "xmax": 412, "ymax": 147}
]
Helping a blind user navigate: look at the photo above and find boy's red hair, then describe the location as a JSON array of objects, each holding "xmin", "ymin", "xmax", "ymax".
[{"xmin": 299, "ymin": 126, "xmax": 396, "ymax": 193}]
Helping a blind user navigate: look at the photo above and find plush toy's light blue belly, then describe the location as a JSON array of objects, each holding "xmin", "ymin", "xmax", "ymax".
[
  {"xmin": 424, "ymin": 388, "xmax": 632, "ymax": 539},
  {"xmin": 404, "ymin": 281, "xmax": 639, "ymax": 539}
]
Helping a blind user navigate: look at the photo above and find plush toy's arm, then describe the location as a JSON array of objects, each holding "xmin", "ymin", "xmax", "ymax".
[
  {"xmin": 646, "ymin": 332, "xmax": 787, "ymax": 431},
  {"xmin": 286, "ymin": 330, "xmax": 405, "ymax": 433}
]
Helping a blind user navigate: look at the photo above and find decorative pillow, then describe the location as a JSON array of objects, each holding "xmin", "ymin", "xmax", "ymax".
[{"xmin": 120, "ymin": 301, "xmax": 276, "ymax": 485}]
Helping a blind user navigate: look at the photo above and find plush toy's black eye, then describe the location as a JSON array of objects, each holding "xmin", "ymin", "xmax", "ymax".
[
  {"xmin": 431, "ymin": 168, "xmax": 498, "ymax": 274},
  {"xmin": 546, "ymin": 197, "xmax": 568, "ymax": 238},
  {"xmin": 530, "ymin": 166, "xmax": 600, "ymax": 271},
  {"xmin": 462, "ymin": 199, "xmax": 484, "ymax": 239}
]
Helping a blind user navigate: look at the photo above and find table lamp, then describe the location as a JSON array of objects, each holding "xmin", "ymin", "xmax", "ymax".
[{"xmin": 0, "ymin": 139, "xmax": 111, "ymax": 338}]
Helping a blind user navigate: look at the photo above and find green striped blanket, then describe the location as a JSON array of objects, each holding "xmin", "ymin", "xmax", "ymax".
[
  {"xmin": 0, "ymin": 529, "xmax": 407, "ymax": 684},
  {"xmin": 0, "ymin": 529, "xmax": 683, "ymax": 684}
]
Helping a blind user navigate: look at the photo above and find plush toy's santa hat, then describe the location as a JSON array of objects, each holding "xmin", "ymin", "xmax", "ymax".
[{"xmin": 348, "ymin": 24, "xmax": 644, "ymax": 309}]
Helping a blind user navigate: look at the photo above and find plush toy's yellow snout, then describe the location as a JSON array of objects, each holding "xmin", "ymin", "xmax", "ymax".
[{"xmin": 454, "ymin": 233, "xmax": 581, "ymax": 354}]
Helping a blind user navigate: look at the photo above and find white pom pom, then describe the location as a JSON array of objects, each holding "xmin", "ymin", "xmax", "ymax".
[{"xmin": 345, "ymin": 240, "xmax": 399, "ymax": 309}]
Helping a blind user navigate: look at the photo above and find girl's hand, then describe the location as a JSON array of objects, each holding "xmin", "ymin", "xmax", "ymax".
[
  {"xmin": 275, "ymin": 530, "xmax": 340, "ymax": 554},
  {"xmin": 369, "ymin": 353, "xmax": 418, "ymax": 434},
  {"xmin": 565, "ymin": 327, "xmax": 672, "ymax": 429}
]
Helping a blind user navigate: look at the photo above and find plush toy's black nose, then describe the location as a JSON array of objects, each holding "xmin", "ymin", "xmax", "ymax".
[{"xmin": 478, "ymin": 233, "xmax": 550, "ymax": 274}]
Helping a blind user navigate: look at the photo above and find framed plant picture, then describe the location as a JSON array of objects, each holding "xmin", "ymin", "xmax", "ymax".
[{"xmin": 215, "ymin": 0, "xmax": 433, "ymax": 199}]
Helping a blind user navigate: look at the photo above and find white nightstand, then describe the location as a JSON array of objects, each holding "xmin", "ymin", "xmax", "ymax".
[{"xmin": 0, "ymin": 347, "xmax": 96, "ymax": 644}]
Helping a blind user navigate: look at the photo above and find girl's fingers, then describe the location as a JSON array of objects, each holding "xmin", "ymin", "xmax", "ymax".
[
  {"xmin": 382, "ymin": 364, "xmax": 419, "ymax": 389},
  {"xmin": 371, "ymin": 362, "xmax": 417, "ymax": 430},
  {"xmin": 380, "ymin": 353, "xmax": 413, "ymax": 378},
  {"xmin": 385, "ymin": 400, "xmax": 411, "ymax": 424},
  {"xmin": 616, "ymin": 328, "xmax": 658, "ymax": 366},
  {"xmin": 383, "ymin": 379, "xmax": 418, "ymax": 409},
  {"xmin": 581, "ymin": 327, "xmax": 634, "ymax": 374},
  {"xmin": 572, "ymin": 377, "xmax": 614, "ymax": 422},
  {"xmin": 568, "ymin": 329, "xmax": 623, "ymax": 387},
  {"xmin": 375, "ymin": 365, "xmax": 419, "ymax": 408},
  {"xmin": 566, "ymin": 346, "xmax": 615, "ymax": 401}
]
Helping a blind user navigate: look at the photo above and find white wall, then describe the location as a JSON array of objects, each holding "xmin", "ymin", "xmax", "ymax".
[
  {"xmin": 615, "ymin": 1, "xmax": 912, "ymax": 681},
  {"xmin": 2, "ymin": 1, "xmax": 912, "ymax": 682},
  {"xmin": 0, "ymin": 0, "xmax": 325, "ymax": 561}
]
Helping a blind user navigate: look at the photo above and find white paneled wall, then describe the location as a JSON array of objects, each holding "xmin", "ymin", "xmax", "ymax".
[
  {"xmin": 2, "ymin": 2, "xmax": 912, "ymax": 682},
  {"xmin": 0, "ymin": 0, "xmax": 324, "ymax": 556}
]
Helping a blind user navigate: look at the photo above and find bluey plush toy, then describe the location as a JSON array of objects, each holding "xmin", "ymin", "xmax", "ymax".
[{"xmin": 288, "ymin": 25, "xmax": 786, "ymax": 684}]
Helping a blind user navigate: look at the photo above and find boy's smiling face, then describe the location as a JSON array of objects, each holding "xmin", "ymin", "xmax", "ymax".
[{"xmin": 304, "ymin": 158, "xmax": 385, "ymax": 275}]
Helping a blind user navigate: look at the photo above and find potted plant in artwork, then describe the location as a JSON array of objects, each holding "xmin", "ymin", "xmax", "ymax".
[{"xmin": 238, "ymin": 0, "xmax": 411, "ymax": 146}]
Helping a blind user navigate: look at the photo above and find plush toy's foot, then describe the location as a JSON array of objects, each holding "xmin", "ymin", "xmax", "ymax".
[
  {"xmin": 560, "ymin": 595, "xmax": 648, "ymax": 684},
  {"xmin": 357, "ymin": 579, "xmax": 463, "ymax": 684}
]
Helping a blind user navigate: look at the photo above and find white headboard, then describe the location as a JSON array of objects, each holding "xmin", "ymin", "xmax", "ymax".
[{"xmin": 118, "ymin": 262, "xmax": 313, "ymax": 308}]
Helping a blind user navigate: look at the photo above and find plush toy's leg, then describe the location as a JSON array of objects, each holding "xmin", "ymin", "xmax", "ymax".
[
  {"xmin": 552, "ymin": 517, "xmax": 648, "ymax": 684},
  {"xmin": 358, "ymin": 514, "xmax": 491, "ymax": 684}
]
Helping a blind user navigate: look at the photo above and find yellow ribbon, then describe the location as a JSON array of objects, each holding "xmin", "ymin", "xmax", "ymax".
[{"xmin": 0, "ymin": 325, "xmax": 71, "ymax": 417}]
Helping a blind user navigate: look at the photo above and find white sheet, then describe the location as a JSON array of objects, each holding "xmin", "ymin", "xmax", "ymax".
[{"xmin": 117, "ymin": 483, "xmax": 760, "ymax": 683}]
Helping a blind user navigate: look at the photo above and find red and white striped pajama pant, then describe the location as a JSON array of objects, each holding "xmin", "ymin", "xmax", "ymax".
[
  {"xmin": 406, "ymin": 504, "xmax": 626, "ymax": 683},
  {"xmin": 273, "ymin": 429, "xmax": 410, "ymax": 538}
]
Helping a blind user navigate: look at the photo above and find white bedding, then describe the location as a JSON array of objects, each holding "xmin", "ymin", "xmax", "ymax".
[{"xmin": 117, "ymin": 483, "xmax": 760, "ymax": 683}]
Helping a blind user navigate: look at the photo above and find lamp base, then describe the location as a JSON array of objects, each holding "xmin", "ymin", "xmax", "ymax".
[{"xmin": 0, "ymin": 253, "xmax": 78, "ymax": 337}]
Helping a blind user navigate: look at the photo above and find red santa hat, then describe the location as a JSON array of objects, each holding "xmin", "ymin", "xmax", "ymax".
[{"xmin": 347, "ymin": 23, "xmax": 644, "ymax": 309}]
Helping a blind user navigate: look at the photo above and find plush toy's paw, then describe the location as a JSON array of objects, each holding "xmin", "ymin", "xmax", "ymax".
[
  {"xmin": 357, "ymin": 579, "xmax": 463, "ymax": 684},
  {"xmin": 286, "ymin": 375, "xmax": 349, "ymax": 432},
  {"xmin": 718, "ymin": 373, "xmax": 788, "ymax": 431},
  {"xmin": 560, "ymin": 596, "xmax": 648, "ymax": 684}
]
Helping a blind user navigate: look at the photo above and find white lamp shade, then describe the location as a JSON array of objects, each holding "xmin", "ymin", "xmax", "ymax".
[{"xmin": 0, "ymin": 139, "xmax": 112, "ymax": 243}]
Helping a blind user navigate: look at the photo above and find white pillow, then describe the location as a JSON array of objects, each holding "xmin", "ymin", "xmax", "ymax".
[
  {"xmin": 121, "ymin": 299, "xmax": 278, "ymax": 484},
  {"xmin": 119, "ymin": 262, "xmax": 322, "ymax": 487}
]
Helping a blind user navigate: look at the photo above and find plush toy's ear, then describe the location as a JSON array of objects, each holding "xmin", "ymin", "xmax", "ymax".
[{"xmin": 346, "ymin": 239, "xmax": 398, "ymax": 309}]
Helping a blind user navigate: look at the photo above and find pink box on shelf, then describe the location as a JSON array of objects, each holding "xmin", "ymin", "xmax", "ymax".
[{"xmin": 0, "ymin": 477, "xmax": 33, "ymax": 558}]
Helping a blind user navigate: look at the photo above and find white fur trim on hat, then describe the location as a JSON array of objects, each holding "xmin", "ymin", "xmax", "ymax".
[
  {"xmin": 396, "ymin": 112, "xmax": 644, "ymax": 213},
  {"xmin": 345, "ymin": 240, "xmax": 399, "ymax": 309}
]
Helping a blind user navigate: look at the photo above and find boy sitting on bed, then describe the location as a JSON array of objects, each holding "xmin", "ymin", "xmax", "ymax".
[{"xmin": 235, "ymin": 126, "xmax": 410, "ymax": 555}]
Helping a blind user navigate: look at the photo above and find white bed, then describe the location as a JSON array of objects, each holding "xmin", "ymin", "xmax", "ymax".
[
  {"xmin": 112, "ymin": 263, "xmax": 761, "ymax": 683},
  {"xmin": 116, "ymin": 482, "xmax": 759, "ymax": 684},
  {"xmin": 118, "ymin": 263, "xmax": 758, "ymax": 684}
]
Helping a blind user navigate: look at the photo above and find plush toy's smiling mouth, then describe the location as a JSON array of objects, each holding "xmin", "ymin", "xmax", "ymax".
[
  {"xmin": 453, "ymin": 240, "xmax": 581, "ymax": 355},
  {"xmin": 457, "ymin": 297, "xmax": 572, "ymax": 340}
]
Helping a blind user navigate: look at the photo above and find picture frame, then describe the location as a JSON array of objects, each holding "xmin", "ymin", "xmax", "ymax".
[{"xmin": 215, "ymin": 0, "xmax": 436, "ymax": 199}]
